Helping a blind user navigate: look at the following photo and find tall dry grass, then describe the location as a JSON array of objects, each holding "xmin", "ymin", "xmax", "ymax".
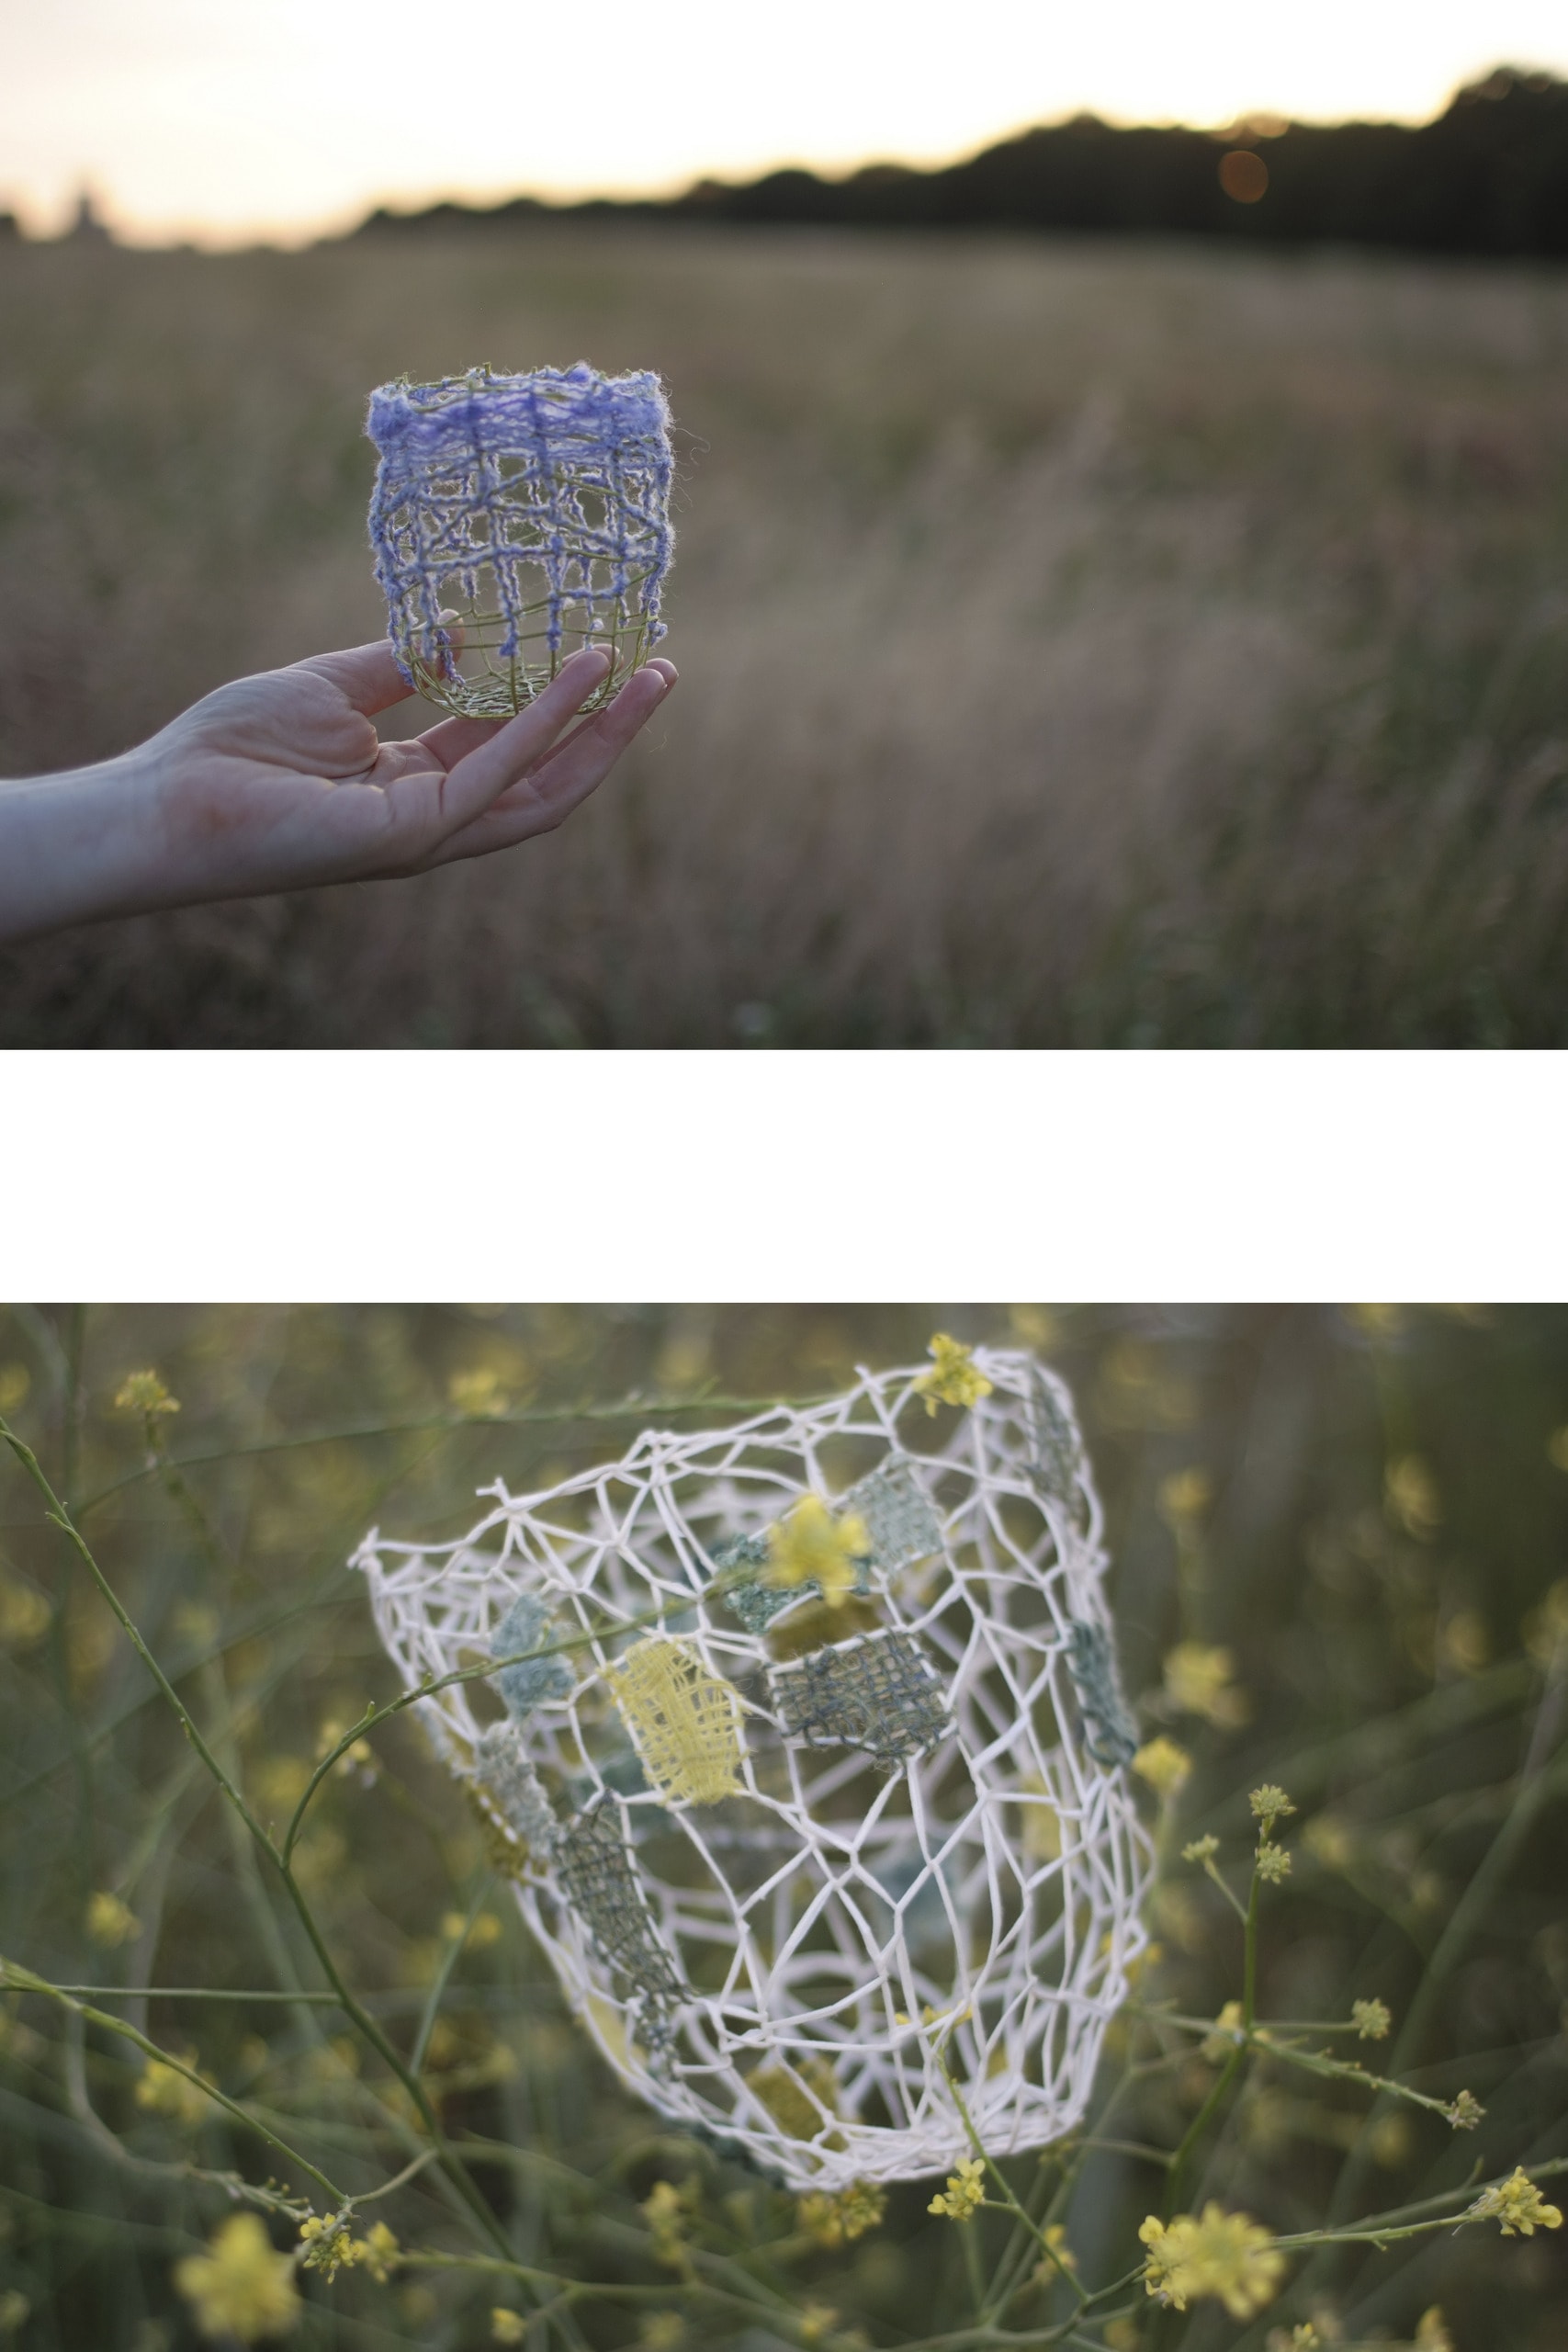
[{"xmin": 2, "ymin": 226, "xmax": 1567, "ymax": 1044}]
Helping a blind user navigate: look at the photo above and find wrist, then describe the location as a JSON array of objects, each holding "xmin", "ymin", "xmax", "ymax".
[{"xmin": 0, "ymin": 744, "xmax": 158, "ymax": 945}]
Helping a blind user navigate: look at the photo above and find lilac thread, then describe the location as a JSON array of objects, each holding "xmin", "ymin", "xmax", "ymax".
[{"xmin": 366, "ymin": 361, "xmax": 674, "ymax": 702}]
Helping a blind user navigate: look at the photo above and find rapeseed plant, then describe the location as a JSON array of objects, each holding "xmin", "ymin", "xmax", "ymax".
[{"xmin": 2, "ymin": 1305, "xmax": 1565, "ymax": 2351}]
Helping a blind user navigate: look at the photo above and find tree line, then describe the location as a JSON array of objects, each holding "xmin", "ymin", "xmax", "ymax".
[{"xmin": 357, "ymin": 67, "xmax": 1568, "ymax": 259}]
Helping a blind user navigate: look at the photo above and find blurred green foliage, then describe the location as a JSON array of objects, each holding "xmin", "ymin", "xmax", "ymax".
[{"xmin": 0, "ymin": 1304, "xmax": 1565, "ymax": 2351}]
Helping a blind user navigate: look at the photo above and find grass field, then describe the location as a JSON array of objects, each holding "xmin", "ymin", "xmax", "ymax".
[
  {"xmin": 2, "ymin": 226, "xmax": 1567, "ymax": 1045},
  {"xmin": 2, "ymin": 1304, "xmax": 1565, "ymax": 2350}
]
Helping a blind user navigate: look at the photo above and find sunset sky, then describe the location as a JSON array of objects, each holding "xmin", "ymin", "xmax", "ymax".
[{"xmin": 5, "ymin": 0, "xmax": 1568, "ymax": 246}]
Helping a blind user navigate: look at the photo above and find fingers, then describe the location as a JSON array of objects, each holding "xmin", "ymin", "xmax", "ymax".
[
  {"xmin": 430, "ymin": 645, "xmax": 619, "ymax": 832},
  {"xmin": 291, "ymin": 639, "xmax": 416, "ymax": 718},
  {"xmin": 430, "ymin": 659, "xmax": 677, "ymax": 866}
]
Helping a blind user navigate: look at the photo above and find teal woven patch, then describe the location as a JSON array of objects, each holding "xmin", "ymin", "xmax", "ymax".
[
  {"xmin": 770, "ymin": 1630, "xmax": 951, "ymax": 1770},
  {"xmin": 491, "ymin": 1593, "xmax": 574, "ymax": 1723},
  {"xmin": 840, "ymin": 1455, "xmax": 942, "ymax": 1572},
  {"xmin": 1065, "ymin": 1620, "xmax": 1138, "ymax": 1769},
  {"xmin": 475, "ymin": 1721, "xmax": 558, "ymax": 1852},
  {"xmin": 555, "ymin": 1804, "xmax": 686, "ymax": 2025}
]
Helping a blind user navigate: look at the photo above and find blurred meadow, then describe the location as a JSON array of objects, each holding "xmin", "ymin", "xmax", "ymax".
[
  {"xmin": 3, "ymin": 224, "xmax": 1568, "ymax": 1045},
  {"xmin": 1, "ymin": 1303, "xmax": 1566, "ymax": 2352}
]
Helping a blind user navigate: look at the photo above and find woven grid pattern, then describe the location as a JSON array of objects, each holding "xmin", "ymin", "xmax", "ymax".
[
  {"xmin": 770, "ymin": 1630, "xmax": 952, "ymax": 1770},
  {"xmin": 355, "ymin": 1352, "xmax": 1152, "ymax": 2188},
  {"xmin": 608, "ymin": 1638, "xmax": 746, "ymax": 1806},
  {"xmin": 365, "ymin": 362, "xmax": 674, "ymax": 719}
]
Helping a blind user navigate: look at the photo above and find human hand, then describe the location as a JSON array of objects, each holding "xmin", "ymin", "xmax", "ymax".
[{"xmin": 0, "ymin": 639, "xmax": 675, "ymax": 945}]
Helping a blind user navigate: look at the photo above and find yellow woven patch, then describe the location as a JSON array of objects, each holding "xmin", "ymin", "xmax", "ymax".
[{"xmin": 607, "ymin": 1639, "xmax": 744, "ymax": 1805}]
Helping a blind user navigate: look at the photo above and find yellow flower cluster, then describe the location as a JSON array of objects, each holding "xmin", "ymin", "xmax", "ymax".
[
  {"xmin": 1163, "ymin": 1643, "xmax": 1248, "ymax": 1727},
  {"xmin": 1351, "ymin": 1997, "xmax": 1391, "ymax": 2041},
  {"xmin": 641, "ymin": 2178, "xmax": 695, "ymax": 2268},
  {"xmin": 927, "ymin": 2158, "xmax": 987, "ymax": 2222},
  {"xmin": 299, "ymin": 2213, "xmax": 399, "ymax": 2283},
  {"xmin": 86, "ymin": 1890, "xmax": 139, "ymax": 1948},
  {"xmin": 491, "ymin": 2312, "xmax": 526, "ymax": 2345},
  {"xmin": 763, "ymin": 1496, "xmax": 869, "ymax": 1608},
  {"xmin": 1249, "ymin": 1784, "xmax": 1294, "ymax": 1836},
  {"xmin": 174, "ymin": 2214, "xmax": 299, "ymax": 2343},
  {"xmin": 913, "ymin": 1335, "xmax": 994, "ymax": 1417},
  {"xmin": 1464, "ymin": 2165, "xmax": 1563, "ymax": 2236},
  {"xmin": 1132, "ymin": 1736, "xmax": 1191, "ymax": 1799},
  {"xmin": 797, "ymin": 2179, "xmax": 886, "ymax": 2245},
  {"xmin": 1201, "ymin": 2000, "xmax": 1246, "ymax": 2063},
  {"xmin": 113, "ymin": 1369, "xmax": 180, "ymax": 1419},
  {"xmin": 1138, "ymin": 2204, "xmax": 1285, "ymax": 2318},
  {"xmin": 136, "ymin": 2054, "xmax": 217, "ymax": 2128}
]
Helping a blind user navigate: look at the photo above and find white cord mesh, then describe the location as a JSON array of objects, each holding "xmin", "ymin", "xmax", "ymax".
[{"xmin": 354, "ymin": 1351, "xmax": 1152, "ymax": 2188}]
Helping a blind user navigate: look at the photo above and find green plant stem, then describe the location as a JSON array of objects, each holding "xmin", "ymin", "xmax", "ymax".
[
  {"xmin": 2, "ymin": 1957, "xmax": 342, "ymax": 2203},
  {"xmin": 1320, "ymin": 1639, "xmax": 1566, "ymax": 2249},
  {"xmin": 53, "ymin": 1985, "xmax": 347, "ymax": 2003},
  {"xmin": 75, "ymin": 1387, "xmax": 840, "ymax": 1520},
  {"xmin": 410, "ymin": 1877, "xmax": 493, "ymax": 2077},
  {"xmin": 941, "ymin": 2056, "xmax": 1085, "ymax": 2309},
  {"xmin": 0, "ymin": 1415, "xmax": 513, "ymax": 2265},
  {"xmin": 1162, "ymin": 1861, "xmax": 1261, "ymax": 2218}
]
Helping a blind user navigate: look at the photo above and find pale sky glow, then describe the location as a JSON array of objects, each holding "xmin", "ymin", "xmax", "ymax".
[{"xmin": 5, "ymin": 0, "xmax": 1568, "ymax": 247}]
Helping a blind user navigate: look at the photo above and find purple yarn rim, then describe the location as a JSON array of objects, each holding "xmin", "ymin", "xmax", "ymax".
[{"xmin": 366, "ymin": 361, "xmax": 675, "ymax": 708}]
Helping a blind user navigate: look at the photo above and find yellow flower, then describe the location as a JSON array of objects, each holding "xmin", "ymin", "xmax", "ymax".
[
  {"xmin": 114, "ymin": 1370, "xmax": 179, "ymax": 1419},
  {"xmin": 1249, "ymin": 1784, "xmax": 1294, "ymax": 1836},
  {"xmin": 1464, "ymin": 2165, "xmax": 1563, "ymax": 2236},
  {"xmin": 764, "ymin": 1496, "xmax": 869, "ymax": 1608},
  {"xmin": 86, "ymin": 1890, "xmax": 139, "ymax": 1947},
  {"xmin": 1162, "ymin": 1643, "xmax": 1248, "ymax": 1727},
  {"xmin": 1303, "ymin": 1815, "xmax": 1354, "ymax": 1871},
  {"xmin": 1255, "ymin": 1842, "xmax": 1292, "ymax": 1884},
  {"xmin": 797, "ymin": 2180, "xmax": 886, "ymax": 2245},
  {"xmin": 174, "ymin": 2214, "xmax": 300, "ymax": 2343},
  {"xmin": 1384, "ymin": 1454, "xmax": 1440, "ymax": 1540},
  {"xmin": 1350, "ymin": 1998, "xmax": 1391, "ymax": 2041},
  {"xmin": 928, "ymin": 2158, "xmax": 987, "ymax": 2222},
  {"xmin": 913, "ymin": 1335, "xmax": 994, "ymax": 1417},
  {"xmin": 136, "ymin": 2053, "xmax": 216, "ymax": 2128},
  {"xmin": 1139, "ymin": 2205, "xmax": 1284, "ymax": 2319},
  {"xmin": 1414, "ymin": 2310, "xmax": 1453, "ymax": 2352},
  {"xmin": 491, "ymin": 2312, "xmax": 526, "ymax": 2344},
  {"xmin": 1133, "ymin": 1737, "xmax": 1191, "ymax": 1800},
  {"xmin": 1201, "ymin": 2001, "xmax": 1245, "ymax": 2063},
  {"xmin": 355, "ymin": 2222, "xmax": 400, "ymax": 2282},
  {"xmin": 799, "ymin": 2305, "xmax": 839, "ymax": 2345},
  {"xmin": 642, "ymin": 2178, "xmax": 693, "ymax": 2267},
  {"xmin": 1524, "ymin": 1577, "xmax": 1568, "ymax": 1667},
  {"xmin": 450, "ymin": 1367, "xmax": 508, "ymax": 1417},
  {"xmin": 1436, "ymin": 1608, "xmax": 1488, "ymax": 1674},
  {"xmin": 1446, "ymin": 2089, "xmax": 1483, "ymax": 2131},
  {"xmin": 1033, "ymin": 2222, "xmax": 1077, "ymax": 2283},
  {"xmin": 1157, "ymin": 1468, "xmax": 1213, "ymax": 1528},
  {"xmin": 0, "ymin": 1573, "xmax": 50, "ymax": 1645}
]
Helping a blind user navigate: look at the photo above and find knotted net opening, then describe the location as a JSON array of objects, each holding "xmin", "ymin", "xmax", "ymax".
[
  {"xmin": 355, "ymin": 1351, "xmax": 1152, "ymax": 2188},
  {"xmin": 366, "ymin": 361, "xmax": 674, "ymax": 719}
]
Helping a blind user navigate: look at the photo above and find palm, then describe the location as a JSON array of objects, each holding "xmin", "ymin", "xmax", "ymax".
[{"xmin": 152, "ymin": 639, "xmax": 672, "ymax": 899}]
